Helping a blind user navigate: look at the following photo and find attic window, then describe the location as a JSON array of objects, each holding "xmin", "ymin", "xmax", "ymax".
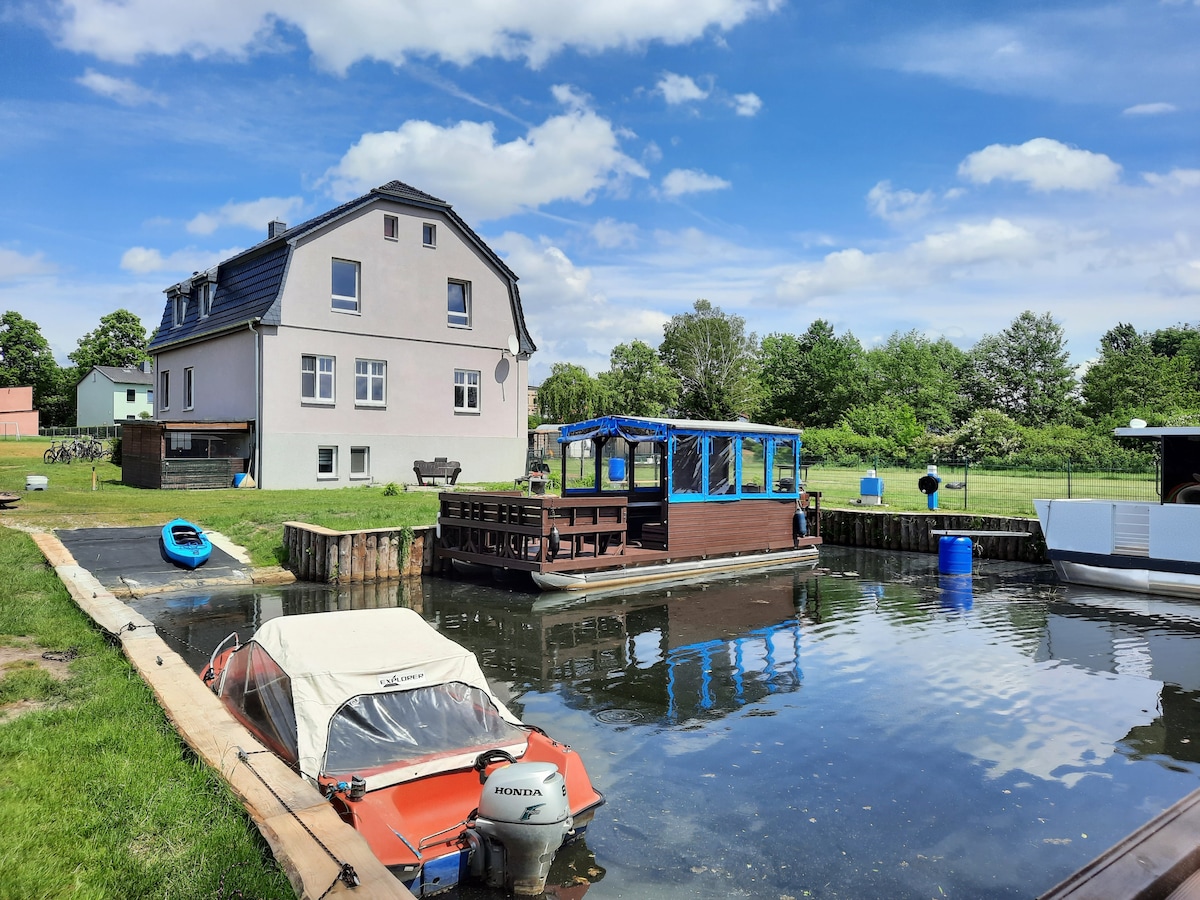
[
  {"xmin": 384, "ymin": 215, "xmax": 398, "ymax": 241},
  {"xmin": 331, "ymin": 259, "xmax": 360, "ymax": 313},
  {"xmin": 172, "ymin": 292, "xmax": 187, "ymax": 327},
  {"xmin": 199, "ymin": 281, "xmax": 214, "ymax": 318},
  {"xmin": 423, "ymin": 223, "xmax": 436, "ymax": 248}
]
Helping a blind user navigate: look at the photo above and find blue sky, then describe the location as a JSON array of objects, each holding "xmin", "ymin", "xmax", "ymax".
[{"xmin": 2, "ymin": 1, "xmax": 1198, "ymax": 384}]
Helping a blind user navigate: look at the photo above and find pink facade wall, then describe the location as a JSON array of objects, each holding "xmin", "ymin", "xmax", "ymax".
[{"xmin": 0, "ymin": 387, "xmax": 39, "ymax": 436}]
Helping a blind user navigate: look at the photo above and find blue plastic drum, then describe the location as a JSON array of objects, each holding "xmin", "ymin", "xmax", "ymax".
[
  {"xmin": 938, "ymin": 536, "xmax": 973, "ymax": 575},
  {"xmin": 607, "ymin": 457, "xmax": 626, "ymax": 482}
]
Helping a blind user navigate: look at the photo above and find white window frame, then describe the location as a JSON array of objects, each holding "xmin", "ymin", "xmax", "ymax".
[
  {"xmin": 331, "ymin": 258, "xmax": 360, "ymax": 313},
  {"xmin": 159, "ymin": 371, "xmax": 170, "ymax": 411},
  {"xmin": 198, "ymin": 281, "xmax": 214, "ymax": 318},
  {"xmin": 350, "ymin": 446, "xmax": 370, "ymax": 480},
  {"xmin": 454, "ymin": 368, "xmax": 480, "ymax": 413},
  {"xmin": 172, "ymin": 293, "xmax": 187, "ymax": 328},
  {"xmin": 423, "ymin": 223, "xmax": 437, "ymax": 248},
  {"xmin": 354, "ymin": 359, "xmax": 386, "ymax": 407},
  {"xmin": 317, "ymin": 446, "xmax": 338, "ymax": 480},
  {"xmin": 384, "ymin": 214, "xmax": 398, "ymax": 241},
  {"xmin": 447, "ymin": 279, "xmax": 471, "ymax": 328},
  {"xmin": 301, "ymin": 354, "xmax": 335, "ymax": 404},
  {"xmin": 183, "ymin": 367, "xmax": 195, "ymax": 411}
]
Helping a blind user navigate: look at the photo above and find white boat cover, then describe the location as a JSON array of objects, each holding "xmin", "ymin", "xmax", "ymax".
[{"xmin": 230, "ymin": 607, "xmax": 526, "ymax": 789}]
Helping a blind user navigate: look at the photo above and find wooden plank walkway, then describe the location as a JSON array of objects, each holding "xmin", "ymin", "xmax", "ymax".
[{"xmin": 32, "ymin": 531, "xmax": 411, "ymax": 900}]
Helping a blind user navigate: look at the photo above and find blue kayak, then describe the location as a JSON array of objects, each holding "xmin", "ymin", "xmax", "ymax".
[{"xmin": 161, "ymin": 518, "xmax": 212, "ymax": 569}]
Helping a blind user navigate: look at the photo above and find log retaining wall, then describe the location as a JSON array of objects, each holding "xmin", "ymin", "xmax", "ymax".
[
  {"xmin": 283, "ymin": 523, "xmax": 435, "ymax": 583},
  {"xmin": 820, "ymin": 509, "xmax": 1046, "ymax": 563}
]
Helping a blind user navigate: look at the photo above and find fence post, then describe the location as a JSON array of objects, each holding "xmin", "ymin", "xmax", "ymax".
[
  {"xmin": 1067, "ymin": 458, "xmax": 1072, "ymax": 499},
  {"xmin": 963, "ymin": 461, "xmax": 969, "ymax": 510}
]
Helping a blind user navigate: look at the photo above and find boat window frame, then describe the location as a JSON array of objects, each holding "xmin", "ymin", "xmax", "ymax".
[{"xmin": 667, "ymin": 431, "xmax": 802, "ymax": 503}]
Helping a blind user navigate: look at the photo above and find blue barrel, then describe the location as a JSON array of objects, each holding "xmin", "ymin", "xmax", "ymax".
[
  {"xmin": 938, "ymin": 536, "xmax": 973, "ymax": 575},
  {"xmin": 607, "ymin": 457, "xmax": 626, "ymax": 482}
]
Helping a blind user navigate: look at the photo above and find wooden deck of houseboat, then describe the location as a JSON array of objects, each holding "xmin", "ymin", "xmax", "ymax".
[{"xmin": 436, "ymin": 490, "xmax": 822, "ymax": 578}]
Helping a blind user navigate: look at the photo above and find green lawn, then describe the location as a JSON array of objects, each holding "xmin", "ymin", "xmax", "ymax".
[{"xmin": 0, "ymin": 527, "xmax": 293, "ymax": 899}]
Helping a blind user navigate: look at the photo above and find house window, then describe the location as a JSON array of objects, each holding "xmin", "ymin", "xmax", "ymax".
[
  {"xmin": 147, "ymin": 389, "xmax": 153, "ymax": 406},
  {"xmin": 172, "ymin": 293, "xmax": 187, "ymax": 327},
  {"xmin": 447, "ymin": 280, "xmax": 471, "ymax": 328},
  {"xmin": 454, "ymin": 369, "xmax": 480, "ymax": 412},
  {"xmin": 301, "ymin": 355, "xmax": 335, "ymax": 403},
  {"xmin": 355, "ymin": 359, "xmax": 385, "ymax": 406},
  {"xmin": 199, "ymin": 281, "xmax": 214, "ymax": 318},
  {"xmin": 350, "ymin": 447, "xmax": 369, "ymax": 479},
  {"xmin": 160, "ymin": 371, "xmax": 170, "ymax": 411},
  {"xmin": 183, "ymin": 367, "xmax": 195, "ymax": 410},
  {"xmin": 317, "ymin": 446, "xmax": 338, "ymax": 479},
  {"xmin": 384, "ymin": 215, "xmax": 398, "ymax": 240},
  {"xmin": 423, "ymin": 223, "xmax": 436, "ymax": 247},
  {"xmin": 126, "ymin": 389, "xmax": 136, "ymax": 402},
  {"xmin": 331, "ymin": 259, "xmax": 360, "ymax": 312}
]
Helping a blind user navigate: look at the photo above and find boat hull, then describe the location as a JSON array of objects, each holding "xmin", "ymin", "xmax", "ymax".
[
  {"xmin": 1035, "ymin": 499, "xmax": 1200, "ymax": 600},
  {"xmin": 532, "ymin": 546, "xmax": 820, "ymax": 592}
]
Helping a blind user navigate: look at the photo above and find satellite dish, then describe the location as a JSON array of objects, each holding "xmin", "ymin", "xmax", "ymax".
[{"xmin": 507, "ymin": 334, "xmax": 520, "ymax": 356}]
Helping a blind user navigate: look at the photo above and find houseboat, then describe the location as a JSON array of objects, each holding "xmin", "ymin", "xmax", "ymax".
[
  {"xmin": 436, "ymin": 416, "xmax": 821, "ymax": 591},
  {"xmin": 1034, "ymin": 425, "xmax": 1200, "ymax": 600}
]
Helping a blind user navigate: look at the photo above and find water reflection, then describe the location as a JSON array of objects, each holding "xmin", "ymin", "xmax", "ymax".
[{"xmin": 132, "ymin": 547, "xmax": 1200, "ymax": 899}]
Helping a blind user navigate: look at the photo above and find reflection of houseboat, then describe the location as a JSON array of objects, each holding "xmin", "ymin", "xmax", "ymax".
[
  {"xmin": 437, "ymin": 416, "xmax": 821, "ymax": 591},
  {"xmin": 1035, "ymin": 426, "xmax": 1200, "ymax": 599}
]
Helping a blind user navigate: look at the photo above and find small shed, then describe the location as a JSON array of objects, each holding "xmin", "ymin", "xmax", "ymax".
[{"xmin": 121, "ymin": 420, "xmax": 254, "ymax": 489}]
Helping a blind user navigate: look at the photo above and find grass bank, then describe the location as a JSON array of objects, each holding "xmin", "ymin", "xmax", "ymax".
[
  {"xmin": 0, "ymin": 526, "xmax": 293, "ymax": 898},
  {"xmin": 2, "ymin": 439, "xmax": 441, "ymax": 566}
]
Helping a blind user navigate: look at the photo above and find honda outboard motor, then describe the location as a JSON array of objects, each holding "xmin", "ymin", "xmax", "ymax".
[{"xmin": 469, "ymin": 762, "xmax": 572, "ymax": 895}]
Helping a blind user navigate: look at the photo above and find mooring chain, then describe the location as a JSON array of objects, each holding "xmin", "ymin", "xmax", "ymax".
[
  {"xmin": 236, "ymin": 748, "xmax": 360, "ymax": 896},
  {"xmin": 41, "ymin": 647, "xmax": 79, "ymax": 662}
]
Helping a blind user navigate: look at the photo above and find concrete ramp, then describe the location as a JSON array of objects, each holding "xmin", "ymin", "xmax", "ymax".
[{"xmin": 55, "ymin": 525, "xmax": 253, "ymax": 596}]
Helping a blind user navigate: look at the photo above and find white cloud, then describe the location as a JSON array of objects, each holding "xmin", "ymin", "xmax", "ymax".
[
  {"xmin": 657, "ymin": 72, "xmax": 709, "ymax": 104},
  {"xmin": 120, "ymin": 245, "xmax": 242, "ymax": 274},
  {"xmin": 322, "ymin": 89, "xmax": 648, "ymax": 221},
  {"xmin": 0, "ymin": 247, "xmax": 55, "ymax": 281},
  {"xmin": 661, "ymin": 168, "xmax": 731, "ymax": 198},
  {"xmin": 51, "ymin": 0, "xmax": 780, "ymax": 70},
  {"xmin": 590, "ymin": 218, "xmax": 639, "ymax": 249},
  {"xmin": 1122, "ymin": 102, "xmax": 1178, "ymax": 116},
  {"xmin": 867, "ymin": 180, "xmax": 934, "ymax": 223},
  {"xmin": 778, "ymin": 218, "xmax": 1046, "ymax": 301},
  {"xmin": 75, "ymin": 68, "xmax": 164, "ymax": 106},
  {"xmin": 186, "ymin": 196, "xmax": 306, "ymax": 235},
  {"xmin": 731, "ymin": 92, "xmax": 762, "ymax": 117},
  {"xmin": 1142, "ymin": 168, "xmax": 1200, "ymax": 194},
  {"xmin": 1163, "ymin": 260, "xmax": 1200, "ymax": 292},
  {"xmin": 958, "ymin": 138, "xmax": 1122, "ymax": 192},
  {"xmin": 492, "ymin": 232, "xmax": 669, "ymax": 379}
]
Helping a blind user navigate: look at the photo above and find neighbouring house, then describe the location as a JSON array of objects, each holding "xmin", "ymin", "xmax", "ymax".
[
  {"xmin": 137, "ymin": 180, "xmax": 535, "ymax": 490},
  {"xmin": 76, "ymin": 364, "xmax": 154, "ymax": 427},
  {"xmin": 0, "ymin": 386, "xmax": 38, "ymax": 438}
]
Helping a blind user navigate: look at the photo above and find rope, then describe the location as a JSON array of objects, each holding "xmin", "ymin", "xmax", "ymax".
[
  {"xmin": 235, "ymin": 748, "xmax": 360, "ymax": 895},
  {"xmin": 41, "ymin": 648, "xmax": 79, "ymax": 662}
]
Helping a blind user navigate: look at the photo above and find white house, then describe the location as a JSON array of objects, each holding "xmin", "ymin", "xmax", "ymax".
[
  {"xmin": 144, "ymin": 181, "xmax": 534, "ymax": 489},
  {"xmin": 76, "ymin": 364, "xmax": 154, "ymax": 426}
]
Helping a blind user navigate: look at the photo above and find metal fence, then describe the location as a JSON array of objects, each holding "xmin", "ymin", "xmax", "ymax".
[
  {"xmin": 39, "ymin": 425, "xmax": 123, "ymax": 439},
  {"xmin": 804, "ymin": 458, "xmax": 1159, "ymax": 517}
]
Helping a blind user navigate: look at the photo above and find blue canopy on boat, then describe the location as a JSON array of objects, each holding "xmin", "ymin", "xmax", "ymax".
[{"xmin": 557, "ymin": 416, "xmax": 800, "ymax": 445}]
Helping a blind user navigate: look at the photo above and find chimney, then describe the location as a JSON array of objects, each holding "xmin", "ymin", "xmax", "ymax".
[{"xmin": 268, "ymin": 220, "xmax": 288, "ymax": 239}]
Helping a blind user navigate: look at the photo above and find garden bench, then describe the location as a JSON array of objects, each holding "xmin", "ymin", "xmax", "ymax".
[{"xmin": 413, "ymin": 458, "xmax": 461, "ymax": 486}]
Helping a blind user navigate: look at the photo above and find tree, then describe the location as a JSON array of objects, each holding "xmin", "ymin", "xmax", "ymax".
[
  {"xmin": 536, "ymin": 363, "xmax": 608, "ymax": 423},
  {"xmin": 0, "ymin": 311, "xmax": 74, "ymax": 427},
  {"xmin": 69, "ymin": 309, "xmax": 151, "ymax": 371},
  {"xmin": 862, "ymin": 331, "xmax": 968, "ymax": 431},
  {"xmin": 597, "ymin": 340, "xmax": 678, "ymax": 417},
  {"xmin": 659, "ymin": 300, "xmax": 760, "ymax": 420},
  {"xmin": 965, "ymin": 311, "xmax": 1077, "ymax": 426},
  {"xmin": 1081, "ymin": 323, "xmax": 1197, "ymax": 422},
  {"xmin": 759, "ymin": 320, "xmax": 864, "ymax": 427}
]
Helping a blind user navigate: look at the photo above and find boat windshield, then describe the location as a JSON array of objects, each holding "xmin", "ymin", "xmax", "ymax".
[{"xmin": 324, "ymin": 682, "xmax": 527, "ymax": 774}]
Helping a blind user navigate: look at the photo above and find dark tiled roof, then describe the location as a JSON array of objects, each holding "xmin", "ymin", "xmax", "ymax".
[
  {"xmin": 149, "ymin": 182, "xmax": 535, "ymax": 355},
  {"xmin": 85, "ymin": 365, "xmax": 154, "ymax": 386}
]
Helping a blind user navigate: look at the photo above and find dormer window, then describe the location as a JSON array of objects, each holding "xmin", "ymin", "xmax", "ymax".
[
  {"xmin": 199, "ymin": 280, "xmax": 215, "ymax": 318},
  {"xmin": 172, "ymin": 290, "xmax": 188, "ymax": 328}
]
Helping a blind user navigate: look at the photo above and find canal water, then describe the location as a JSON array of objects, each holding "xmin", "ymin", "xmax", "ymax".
[{"xmin": 133, "ymin": 547, "xmax": 1200, "ymax": 899}]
